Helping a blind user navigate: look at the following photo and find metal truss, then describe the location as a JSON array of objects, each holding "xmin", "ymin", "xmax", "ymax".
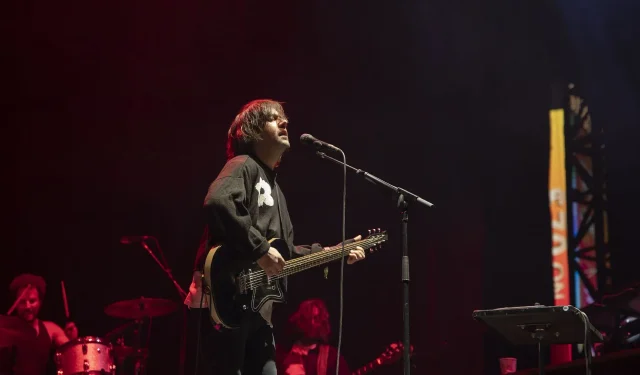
[{"xmin": 564, "ymin": 83, "xmax": 612, "ymax": 307}]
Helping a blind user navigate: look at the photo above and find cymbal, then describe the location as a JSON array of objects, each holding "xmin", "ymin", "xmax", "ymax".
[
  {"xmin": 0, "ymin": 316, "xmax": 36, "ymax": 347},
  {"xmin": 104, "ymin": 297, "xmax": 178, "ymax": 320}
]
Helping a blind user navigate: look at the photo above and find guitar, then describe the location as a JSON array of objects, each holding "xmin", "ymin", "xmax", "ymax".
[
  {"xmin": 352, "ymin": 342, "xmax": 414, "ymax": 375},
  {"xmin": 203, "ymin": 229, "xmax": 388, "ymax": 329}
]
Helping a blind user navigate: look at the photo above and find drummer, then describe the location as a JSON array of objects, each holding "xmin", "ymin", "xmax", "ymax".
[{"xmin": 8, "ymin": 273, "xmax": 76, "ymax": 374}]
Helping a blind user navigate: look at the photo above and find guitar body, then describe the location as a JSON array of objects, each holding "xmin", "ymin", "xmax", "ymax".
[
  {"xmin": 203, "ymin": 238, "xmax": 289, "ymax": 329},
  {"xmin": 203, "ymin": 230, "xmax": 388, "ymax": 329}
]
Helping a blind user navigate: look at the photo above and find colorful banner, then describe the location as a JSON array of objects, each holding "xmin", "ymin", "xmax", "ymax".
[{"xmin": 549, "ymin": 108, "xmax": 572, "ymax": 363}]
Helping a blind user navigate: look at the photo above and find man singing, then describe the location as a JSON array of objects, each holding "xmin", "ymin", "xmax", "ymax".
[{"xmin": 183, "ymin": 99, "xmax": 366, "ymax": 375}]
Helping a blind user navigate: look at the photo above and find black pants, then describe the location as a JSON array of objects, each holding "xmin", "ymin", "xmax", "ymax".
[{"xmin": 184, "ymin": 308, "xmax": 277, "ymax": 375}]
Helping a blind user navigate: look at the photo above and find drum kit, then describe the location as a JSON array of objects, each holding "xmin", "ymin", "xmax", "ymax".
[
  {"xmin": 1, "ymin": 296, "xmax": 179, "ymax": 375},
  {"xmin": 582, "ymin": 282, "xmax": 640, "ymax": 355},
  {"xmin": 1, "ymin": 236, "xmax": 188, "ymax": 375}
]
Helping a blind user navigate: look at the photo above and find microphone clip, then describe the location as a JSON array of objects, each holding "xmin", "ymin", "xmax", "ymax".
[{"xmin": 300, "ymin": 133, "xmax": 342, "ymax": 153}]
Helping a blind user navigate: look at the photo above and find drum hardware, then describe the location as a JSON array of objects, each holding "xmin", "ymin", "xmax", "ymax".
[
  {"xmin": 55, "ymin": 336, "xmax": 115, "ymax": 374},
  {"xmin": 103, "ymin": 297, "xmax": 177, "ymax": 375},
  {"xmin": 101, "ymin": 321, "xmax": 148, "ymax": 375},
  {"xmin": 105, "ymin": 321, "xmax": 137, "ymax": 341},
  {"xmin": 114, "ymin": 236, "xmax": 186, "ymax": 373}
]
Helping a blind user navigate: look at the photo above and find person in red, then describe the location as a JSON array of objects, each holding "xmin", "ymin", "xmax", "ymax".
[
  {"xmin": 281, "ymin": 299, "xmax": 351, "ymax": 375},
  {"xmin": 6, "ymin": 273, "xmax": 73, "ymax": 375}
]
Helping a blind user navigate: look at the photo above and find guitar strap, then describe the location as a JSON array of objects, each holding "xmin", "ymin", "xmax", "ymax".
[
  {"xmin": 273, "ymin": 182, "xmax": 290, "ymax": 292},
  {"xmin": 317, "ymin": 344, "xmax": 330, "ymax": 375},
  {"xmin": 274, "ymin": 182, "xmax": 288, "ymax": 244}
]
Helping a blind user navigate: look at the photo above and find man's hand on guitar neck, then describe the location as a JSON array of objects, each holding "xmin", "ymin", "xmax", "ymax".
[
  {"xmin": 257, "ymin": 247, "xmax": 286, "ymax": 277},
  {"xmin": 326, "ymin": 234, "xmax": 366, "ymax": 265},
  {"xmin": 257, "ymin": 234, "xmax": 366, "ymax": 277}
]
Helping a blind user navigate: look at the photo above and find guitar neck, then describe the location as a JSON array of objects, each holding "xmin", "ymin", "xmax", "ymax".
[
  {"xmin": 353, "ymin": 361, "xmax": 379, "ymax": 375},
  {"xmin": 278, "ymin": 238, "xmax": 377, "ymax": 279},
  {"xmin": 241, "ymin": 232, "xmax": 386, "ymax": 290},
  {"xmin": 352, "ymin": 342, "xmax": 407, "ymax": 375},
  {"xmin": 352, "ymin": 352, "xmax": 390, "ymax": 375}
]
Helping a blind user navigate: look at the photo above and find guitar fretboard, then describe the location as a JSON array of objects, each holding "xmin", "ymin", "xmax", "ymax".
[{"xmin": 240, "ymin": 235, "xmax": 386, "ymax": 290}]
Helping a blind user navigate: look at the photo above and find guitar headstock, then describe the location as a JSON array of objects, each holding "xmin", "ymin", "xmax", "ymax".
[
  {"xmin": 379, "ymin": 341, "xmax": 414, "ymax": 365},
  {"xmin": 354, "ymin": 341, "xmax": 415, "ymax": 375},
  {"xmin": 363, "ymin": 228, "xmax": 388, "ymax": 253}
]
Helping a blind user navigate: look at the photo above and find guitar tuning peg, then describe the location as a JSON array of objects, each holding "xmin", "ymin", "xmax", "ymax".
[
  {"xmin": 377, "ymin": 228, "xmax": 381, "ymax": 233},
  {"xmin": 368, "ymin": 229, "xmax": 371, "ymax": 235}
]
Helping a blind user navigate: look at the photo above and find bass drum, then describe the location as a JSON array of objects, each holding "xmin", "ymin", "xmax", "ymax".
[{"xmin": 55, "ymin": 336, "xmax": 116, "ymax": 374}]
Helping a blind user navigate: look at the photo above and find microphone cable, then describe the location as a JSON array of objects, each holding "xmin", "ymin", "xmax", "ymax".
[{"xmin": 335, "ymin": 148, "xmax": 347, "ymax": 375}]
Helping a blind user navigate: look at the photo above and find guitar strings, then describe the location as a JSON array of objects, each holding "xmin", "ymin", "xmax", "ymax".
[
  {"xmin": 288, "ymin": 236, "xmax": 380, "ymax": 265},
  {"xmin": 250, "ymin": 240, "xmax": 370, "ymax": 281},
  {"xmin": 244, "ymin": 236, "xmax": 385, "ymax": 289},
  {"xmin": 256, "ymin": 239, "xmax": 368, "ymax": 275},
  {"xmin": 287, "ymin": 235, "xmax": 385, "ymax": 267},
  {"xmin": 246, "ymin": 241, "xmax": 366, "ymax": 288},
  {"xmin": 244, "ymin": 237, "xmax": 383, "ymax": 289}
]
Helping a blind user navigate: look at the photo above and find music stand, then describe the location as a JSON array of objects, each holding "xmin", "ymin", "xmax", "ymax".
[{"xmin": 472, "ymin": 305, "xmax": 603, "ymax": 375}]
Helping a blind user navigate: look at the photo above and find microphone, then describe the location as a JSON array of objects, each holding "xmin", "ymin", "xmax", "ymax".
[
  {"xmin": 300, "ymin": 133, "xmax": 341, "ymax": 152},
  {"xmin": 120, "ymin": 235, "xmax": 150, "ymax": 244}
]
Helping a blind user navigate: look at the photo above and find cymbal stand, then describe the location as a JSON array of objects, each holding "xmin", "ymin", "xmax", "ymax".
[
  {"xmin": 105, "ymin": 320, "xmax": 137, "ymax": 341},
  {"xmin": 132, "ymin": 317, "xmax": 148, "ymax": 375},
  {"xmin": 141, "ymin": 238, "xmax": 187, "ymax": 299}
]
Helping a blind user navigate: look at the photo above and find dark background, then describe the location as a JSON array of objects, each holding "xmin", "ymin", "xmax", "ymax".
[{"xmin": 4, "ymin": 1, "xmax": 639, "ymax": 374}]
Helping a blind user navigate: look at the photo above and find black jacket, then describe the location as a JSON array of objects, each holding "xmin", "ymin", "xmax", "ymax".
[{"xmin": 194, "ymin": 154, "xmax": 322, "ymax": 271}]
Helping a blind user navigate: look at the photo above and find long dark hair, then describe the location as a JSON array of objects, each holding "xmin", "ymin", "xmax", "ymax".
[
  {"xmin": 9, "ymin": 273, "xmax": 46, "ymax": 300},
  {"xmin": 226, "ymin": 99, "xmax": 286, "ymax": 160},
  {"xmin": 288, "ymin": 298, "xmax": 331, "ymax": 343}
]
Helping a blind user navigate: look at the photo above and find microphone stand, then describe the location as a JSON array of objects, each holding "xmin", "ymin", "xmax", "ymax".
[
  {"xmin": 133, "ymin": 237, "xmax": 188, "ymax": 375},
  {"xmin": 316, "ymin": 151, "xmax": 434, "ymax": 375},
  {"xmin": 140, "ymin": 239, "xmax": 187, "ymax": 300}
]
